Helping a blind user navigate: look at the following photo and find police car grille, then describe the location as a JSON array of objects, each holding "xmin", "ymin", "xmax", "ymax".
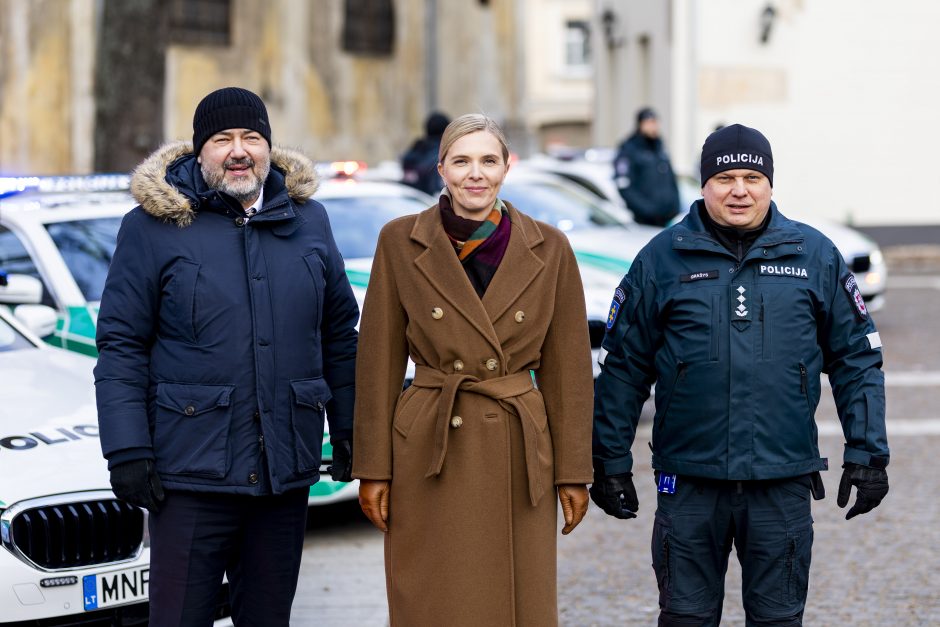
[
  {"xmin": 588, "ymin": 320, "xmax": 606, "ymax": 349},
  {"xmin": 9, "ymin": 499, "xmax": 143, "ymax": 569}
]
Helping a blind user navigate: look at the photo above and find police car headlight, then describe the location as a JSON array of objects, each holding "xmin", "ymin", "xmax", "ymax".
[{"xmin": 869, "ymin": 249, "xmax": 884, "ymax": 267}]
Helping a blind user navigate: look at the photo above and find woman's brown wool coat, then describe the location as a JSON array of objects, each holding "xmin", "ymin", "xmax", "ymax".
[{"xmin": 353, "ymin": 202, "xmax": 594, "ymax": 627}]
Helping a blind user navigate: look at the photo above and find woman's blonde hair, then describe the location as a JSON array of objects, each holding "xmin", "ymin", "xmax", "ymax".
[{"xmin": 438, "ymin": 114, "xmax": 511, "ymax": 163}]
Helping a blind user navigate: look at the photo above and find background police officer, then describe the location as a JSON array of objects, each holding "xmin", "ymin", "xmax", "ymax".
[
  {"xmin": 593, "ymin": 124, "xmax": 890, "ymax": 626},
  {"xmin": 612, "ymin": 107, "xmax": 681, "ymax": 227}
]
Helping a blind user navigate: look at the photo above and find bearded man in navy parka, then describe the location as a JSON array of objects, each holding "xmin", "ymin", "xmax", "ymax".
[{"xmin": 94, "ymin": 87, "xmax": 359, "ymax": 627}]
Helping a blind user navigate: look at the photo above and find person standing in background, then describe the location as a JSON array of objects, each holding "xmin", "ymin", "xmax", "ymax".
[
  {"xmin": 613, "ymin": 107, "xmax": 681, "ymax": 226},
  {"xmin": 401, "ymin": 111, "xmax": 450, "ymax": 196}
]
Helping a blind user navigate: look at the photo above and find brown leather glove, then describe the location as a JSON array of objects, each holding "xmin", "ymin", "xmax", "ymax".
[
  {"xmin": 558, "ymin": 484, "xmax": 589, "ymax": 534},
  {"xmin": 358, "ymin": 479, "xmax": 390, "ymax": 532}
]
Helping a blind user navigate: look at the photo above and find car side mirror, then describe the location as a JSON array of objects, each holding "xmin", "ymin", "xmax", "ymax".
[
  {"xmin": 0, "ymin": 273, "xmax": 44, "ymax": 304},
  {"xmin": 13, "ymin": 304, "xmax": 59, "ymax": 338}
]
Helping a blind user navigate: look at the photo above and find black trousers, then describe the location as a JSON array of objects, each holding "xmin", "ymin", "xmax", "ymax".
[
  {"xmin": 148, "ymin": 488, "xmax": 309, "ymax": 627},
  {"xmin": 652, "ymin": 475, "xmax": 814, "ymax": 627}
]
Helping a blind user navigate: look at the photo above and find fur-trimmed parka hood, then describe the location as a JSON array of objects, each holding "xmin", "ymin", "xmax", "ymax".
[{"xmin": 130, "ymin": 141, "xmax": 319, "ymax": 227}]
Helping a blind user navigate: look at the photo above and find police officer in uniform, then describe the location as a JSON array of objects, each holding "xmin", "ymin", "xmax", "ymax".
[
  {"xmin": 612, "ymin": 107, "xmax": 681, "ymax": 227},
  {"xmin": 593, "ymin": 124, "xmax": 889, "ymax": 625}
]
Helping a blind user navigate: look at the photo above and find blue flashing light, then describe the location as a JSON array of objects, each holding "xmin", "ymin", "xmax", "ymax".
[{"xmin": 0, "ymin": 174, "xmax": 130, "ymax": 199}]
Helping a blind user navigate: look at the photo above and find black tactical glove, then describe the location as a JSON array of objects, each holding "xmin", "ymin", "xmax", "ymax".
[
  {"xmin": 837, "ymin": 462, "xmax": 889, "ymax": 520},
  {"xmin": 589, "ymin": 471, "xmax": 639, "ymax": 519},
  {"xmin": 327, "ymin": 439, "xmax": 353, "ymax": 482},
  {"xmin": 110, "ymin": 459, "xmax": 165, "ymax": 512}
]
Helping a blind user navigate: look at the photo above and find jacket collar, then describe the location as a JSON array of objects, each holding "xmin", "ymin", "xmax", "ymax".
[
  {"xmin": 410, "ymin": 200, "xmax": 545, "ymax": 358},
  {"xmin": 672, "ymin": 200, "xmax": 805, "ymax": 258},
  {"xmin": 129, "ymin": 141, "xmax": 319, "ymax": 228}
]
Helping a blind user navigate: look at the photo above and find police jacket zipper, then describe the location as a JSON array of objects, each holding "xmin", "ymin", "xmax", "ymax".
[{"xmin": 799, "ymin": 363, "xmax": 807, "ymax": 394}]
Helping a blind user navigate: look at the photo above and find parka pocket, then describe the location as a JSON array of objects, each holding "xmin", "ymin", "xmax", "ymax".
[
  {"xmin": 290, "ymin": 377, "xmax": 332, "ymax": 474},
  {"xmin": 153, "ymin": 382, "xmax": 234, "ymax": 478},
  {"xmin": 159, "ymin": 259, "xmax": 200, "ymax": 343}
]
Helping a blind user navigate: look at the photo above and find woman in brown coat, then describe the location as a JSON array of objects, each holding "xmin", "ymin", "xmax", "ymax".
[{"xmin": 352, "ymin": 114, "xmax": 593, "ymax": 626}]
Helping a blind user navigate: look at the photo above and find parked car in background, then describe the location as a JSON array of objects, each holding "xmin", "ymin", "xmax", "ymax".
[{"xmin": 0, "ymin": 176, "xmax": 133, "ymax": 355}]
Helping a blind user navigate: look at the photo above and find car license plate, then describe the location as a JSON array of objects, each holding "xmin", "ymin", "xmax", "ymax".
[{"xmin": 83, "ymin": 565, "xmax": 149, "ymax": 611}]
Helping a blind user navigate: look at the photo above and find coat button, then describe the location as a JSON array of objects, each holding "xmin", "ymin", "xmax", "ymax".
[
  {"xmin": 450, "ymin": 416, "xmax": 463, "ymax": 428},
  {"xmin": 253, "ymin": 410, "xmax": 261, "ymax": 421},
  {"xmin": 248, "ymin": 472, "xmax": 259, "ymax": 484},
  {"xmin": 315, "ymin": 401, "xmax": 324, "ymax": 412},
  {"xmin": 235, "ymin": 217, "xmax": 246, "ymax": 227},
  {"xmin": 431, "ymin": 307, "xmax": 444, "ymax": 320},
  {"xmin": 184, "ymin": 405, "xmax": 195, "ymax": 416},
  {"xmin": 453, "ymin": 359, "xmax": 464, "ymax": 372},
  {"xmin": 514, "ymin": 310, "xmax": 525, "ymax": 323},
  {"xmin": 486, "ymin": 358, "xmax": 498, "ymax": 371}
]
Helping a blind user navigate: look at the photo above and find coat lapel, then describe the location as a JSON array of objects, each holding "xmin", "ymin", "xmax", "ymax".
[
  {"xmin": 411, "ymin": 207, "xmax": 504, "ymax": 356},
  {"xmin": 481, "ymin": 202, "xmax": 545, "ymax": 323}
]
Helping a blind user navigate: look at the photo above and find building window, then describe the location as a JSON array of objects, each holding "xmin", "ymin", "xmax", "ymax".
[
  {"xmin": 342, "ymin": 0, "xmax": 395, "ymax": 57},
  {"xmin": 169, "ymin": 0, "xmax": 232, "ymax": 46},
  {"xmin": 564, "ymin": 20, "xmax": 591, "ymax": 69}
]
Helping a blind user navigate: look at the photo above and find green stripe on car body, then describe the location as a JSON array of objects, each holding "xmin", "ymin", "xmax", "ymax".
[
  {"xmin": 48, "ymin": 306, "xmax": 99, "ymax": 356},
  {"xmin": 574, "ymin": 251, "xmax": 632, "ymax": 275},
  {"xmin": 344, "ymin": 268, "xmax": 370, "ymax": 288}
]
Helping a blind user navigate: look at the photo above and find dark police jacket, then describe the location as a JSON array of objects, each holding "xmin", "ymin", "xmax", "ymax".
[
  {"xmin": 95, "ymin": 142, "xmax": 359, "ymax": 495},
  {"xmin": 594, "ymin": 201, "xmax": 888, "ymax": 480},
  {"xmin": 613, "ymin": 133, "xmax": 680, "ymax": 227}
]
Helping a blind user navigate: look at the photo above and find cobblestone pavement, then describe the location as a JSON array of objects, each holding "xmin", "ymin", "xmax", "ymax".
[{"xmin": 291, "ymin": 275, "xmax": 940, "ymax": 626}]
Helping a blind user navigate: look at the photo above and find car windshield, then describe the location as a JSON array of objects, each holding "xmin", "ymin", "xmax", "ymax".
[
  {"xmin": 0, "ymin": 316, "xmax": 34, "ymax": 352},
  {"xmin": 320, "ymin": 194, "xmax": 426, "ymax": 258},
  {"xmin": 499, "ymin": 181, "xmax": 628, "ymax": 231},
  {"xmin": 45, "ymin": 217, "xmax": 123, "ymax": 302}
]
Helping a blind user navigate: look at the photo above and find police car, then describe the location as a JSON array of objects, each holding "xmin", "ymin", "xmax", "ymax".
[
  {"xmin": 0, "ymin": 306, "xmax": 234, "ymax": 625},
  {"xmin": 0, "ymin": 175, "xmax": 132, "ymax": 355}
]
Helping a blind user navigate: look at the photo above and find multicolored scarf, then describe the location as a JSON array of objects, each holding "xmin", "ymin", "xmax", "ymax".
[{"xmin": 439, "ymin": 194, "xmax": 512, "ymax": 297}]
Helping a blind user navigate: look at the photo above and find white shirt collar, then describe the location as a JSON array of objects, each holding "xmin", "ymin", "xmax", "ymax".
[{"xmin": 245, "ymin": 188, "xmax": 264, "ymax": 216}]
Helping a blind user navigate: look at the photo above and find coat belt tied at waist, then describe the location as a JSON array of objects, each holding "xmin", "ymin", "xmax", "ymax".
[{"xmin": 411, "ymin": 366, "xmax": 546, "ymax": 506}]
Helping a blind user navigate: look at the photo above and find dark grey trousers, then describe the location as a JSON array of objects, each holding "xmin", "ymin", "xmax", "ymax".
[
  {"xmin": 652, "ymin": 474, "xmax": 813, "ymax": 627},
  {"xmin": 147, "ymin": 488, "xmax": 308, "ymax": 627}
]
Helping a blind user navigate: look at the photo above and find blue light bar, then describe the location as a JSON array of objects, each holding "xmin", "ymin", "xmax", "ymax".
[{"xmin": 0, "ymin": 174, "xmax": 130, "ymax": 198}]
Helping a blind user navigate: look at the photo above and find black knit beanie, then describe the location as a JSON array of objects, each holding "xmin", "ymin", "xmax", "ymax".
[
  {"xmin": 700, "ymin": 124, "xmax": 773, "ymax": 186},
  {"xmin": 192, "ymin": 87, "xmax": 271, "ymax": 155}
]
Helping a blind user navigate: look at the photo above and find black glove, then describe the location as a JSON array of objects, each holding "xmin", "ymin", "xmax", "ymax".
[
  {"xmin": 327, "ymin": 439, "xmax": 353, "ymax": 482},
  {"xmin": 110, "ymin": 459, "xmax": 165, "ymax": 512},
  {"xmin": 837, "ymin": 462, "xmax": 888, "ymax": 520},
  {"xmin": 589, "ymin": 471, "xmax": 639, "ymax": 519}
]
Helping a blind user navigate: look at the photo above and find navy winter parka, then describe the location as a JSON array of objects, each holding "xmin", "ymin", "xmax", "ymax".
[
  {"xmin": 94, "ymin": 142, "xmax": 359, "ymax": 495},
  {"xmin": 594, "ymin": 201, "xmax": 888, "ymax": 480}
]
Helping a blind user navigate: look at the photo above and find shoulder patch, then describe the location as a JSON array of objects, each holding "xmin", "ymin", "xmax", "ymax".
[
  {"xmin": 614, "ymin": 287, "xmax": 626, "ymax": 304},
  {"xmin": 842, "ymin": 273, "xmax": 868, "ymax": 320},
  {"xmin": 607, "ymin": 299, "xmax": 621, "ymax": 330}
]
